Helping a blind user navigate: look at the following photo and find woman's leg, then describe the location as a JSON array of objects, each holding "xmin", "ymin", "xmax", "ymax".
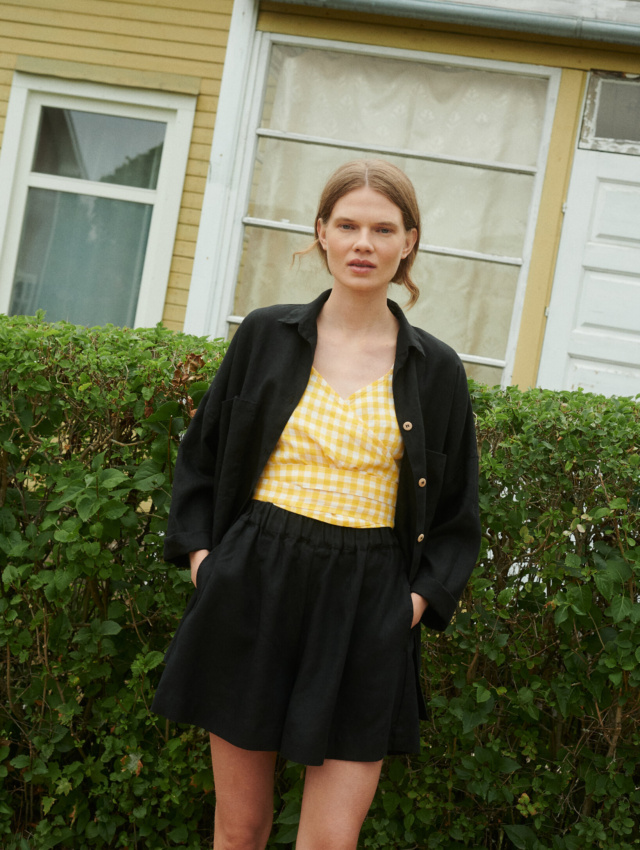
[
  {"xmin": 295, "ymin": 758, "xmax": 383, "ymax": 850},
  {"xmin": 209, "ymin": 733, "xmax": 278, "ymax": 850}
]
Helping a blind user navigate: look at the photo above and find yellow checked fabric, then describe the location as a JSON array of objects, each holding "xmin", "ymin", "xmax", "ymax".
[{"xmin": 253, "ymin": 367, "xmax": 404, "ymax": 528}]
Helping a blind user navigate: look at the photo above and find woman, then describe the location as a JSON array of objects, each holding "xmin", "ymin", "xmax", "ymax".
[{"xmin": 152, "ymin": 159, "xmax": 481, "ymax": 850}]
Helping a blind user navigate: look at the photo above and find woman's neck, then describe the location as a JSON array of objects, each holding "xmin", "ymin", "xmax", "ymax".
[{"xmin": 319, "ymin": 286, "xmax": 396, "ymax": 336}]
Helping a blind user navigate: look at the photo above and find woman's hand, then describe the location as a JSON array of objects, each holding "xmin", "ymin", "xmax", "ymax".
[
  {"xmin": 189, "ymin": 549, "xmax": 210, "ymax": 587},
  {"xmin": 410, "ymin": 592, "xmax": 428, "ymax": 628}
]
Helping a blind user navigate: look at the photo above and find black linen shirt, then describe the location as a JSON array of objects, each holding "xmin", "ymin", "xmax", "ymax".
[{"xmin": 164, "ymin": 289, "xmax": 481, "ymax": 635}]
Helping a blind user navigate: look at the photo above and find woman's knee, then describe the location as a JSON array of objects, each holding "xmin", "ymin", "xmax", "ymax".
[
  {"xmin": 214, "ymin": 808, "xmax": 273, "ymax": 850},
  {"xmin": 209, "ymin": 735, "xmax": 277, "ymax": 850}
]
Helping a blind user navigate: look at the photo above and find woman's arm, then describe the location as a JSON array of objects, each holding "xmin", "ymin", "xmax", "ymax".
[
  {"xmin": 163, "ymin": 330, "xmax": 243, "ymax": 568},
  {"xmin": 411, "ymin": 366, "xmax": 481, "ymax": 631}
]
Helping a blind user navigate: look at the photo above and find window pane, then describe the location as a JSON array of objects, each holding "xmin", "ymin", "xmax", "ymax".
[
  {"xmin": 595, "ymin": 80, "xmax": 640, "ymax": 143},
  {"xmin": 234, "ymin": 226, "xmax": 518, "ymax": 363},
  {"xmin": 234, "ymin": 227, "xmax": 329, "ymax": 318},
  {"xmin": 465, "ymin": 363, "xmax": 503, "ymax": 386},
  {"xmin": 410, "ymin": 255, "xmax": 519, "ymax": 361},
  {"xmin": 250, "ymin": 138, "xmax": 534, "ymax": 257},
  {"xmin": 32, "ymin": 107, "xmax": 166, "ymax": 188},
  {"xmin": 262, "ymin": 45, "xmax": 548, "ymax": 167},
  {"xmin": 9, "ymin": 188, "xmax": 152, "ymax": 326}
]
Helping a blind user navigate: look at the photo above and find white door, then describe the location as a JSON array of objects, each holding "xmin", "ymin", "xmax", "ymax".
[{"xmin": 537, "ymin": 150, "xmax": 640, "ymax": 396}]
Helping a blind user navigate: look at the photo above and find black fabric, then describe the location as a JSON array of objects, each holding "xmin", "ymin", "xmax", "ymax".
[
  {"xmin": 162, "ymin": 291, "xmax": 481, "ymax": 639},
  {"xmin": 152, "ymin": 501, "xmax": 421, "ymax": 766}
]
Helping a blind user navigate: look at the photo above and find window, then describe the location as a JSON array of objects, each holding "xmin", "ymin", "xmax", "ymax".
[
  {"xmin": 196, "ymin": 35, "xmax": 559, "ymax": 385},
  {"xmin": 580, "ymin": 71, "xmax": 640, "ymax": 156},
  {"xmin": 0, "ymin": 73, "xmax": 195, "ymax": 327}
]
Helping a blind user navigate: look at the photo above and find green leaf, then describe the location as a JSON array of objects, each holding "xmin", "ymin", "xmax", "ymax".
[
  {"xmin": 98, "ymin": 468, "xmax": 128, "ymax": 489},
  {"xmin": 272, "ymin": 824, "xmax": 299, "ymax": 844},
  {"xmin": 146, "ymin": 401, "xmax": 179, "ymax": 423},
  {"xmin": 77, "ymin": 495, "xmax": 99, "ymax": 522},
  {"xmin": 42, "ymin": 796, "xmax": 56, "ymax": 815},
  {"xmin": 607, "ymin": 596, "xmax": 633, "ymax": 623},
  {"xmin": 168, "ymin": 824, "xmax": 188, "ymax": 843},
  {"xmin": 133, "ymin": 472, "xmax": 166, "ymax": 491},
  {"xmin": 95, "ymin": 620, "xmax": 122, "ymax": 636},
  {"xmin": 145, "ymin": 651, "xmax": 165, "ymax": 670},
  {"xmin": 503, "ymin": 824, "xmax": 537, "ymax": 849},
  {"xmin": 383, "ymin": 791, "xmax": 401, "ymax": 816},
  {"xmin": 475, "ymin": 685, "xmax": 492, "ymax": 703},
  {"xmin": 594, "ymin": 571, "xmax": 616, "ymax": 600}
]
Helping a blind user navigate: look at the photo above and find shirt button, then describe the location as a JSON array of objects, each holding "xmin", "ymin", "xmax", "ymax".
[
  {"xmin": 418, "ymin": 477, "xmax": 426, "ymax": 487},
  {"xmin": 402, "ymin": 421, "xmax": 413, "ymax": 431},
  {"xmin": 417, "ymin": 533, "xmax": 424, "ymax": 543}
]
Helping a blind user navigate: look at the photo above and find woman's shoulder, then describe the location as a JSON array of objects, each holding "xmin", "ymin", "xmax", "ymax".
[
  {"xmin": 390, "ymin": 298, "xmax": 463, "ymax": 373},
  {"xmin": 398, "ymin": 316, "xmax": 465, "ymax": 378},
  {"xmin": 240, "ymin": 301, "xmax": 299, "ymax": 329},
  {"xmin": 224, "ymin": 300, "xmax": 313, "ymax": 362},
  {"xmin": 412, "ymin": 325, "xmax": 460, "ymax": 362},
  {"xmin": 234, "ymin": 296, "xmax": 324, "ymax": 345}
]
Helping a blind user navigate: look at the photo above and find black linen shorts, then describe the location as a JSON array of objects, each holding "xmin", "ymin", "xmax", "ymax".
[{"xmin": 151, "ymin": 500, "xmax": 421, "ymax": 766}]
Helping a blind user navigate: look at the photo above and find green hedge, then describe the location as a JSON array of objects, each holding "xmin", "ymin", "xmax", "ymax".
[{"xmin": 1, "ymin": 314, "xmax": 639, "ymax": 850}]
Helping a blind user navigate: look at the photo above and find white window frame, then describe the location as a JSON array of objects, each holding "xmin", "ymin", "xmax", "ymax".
[
  {"xmin": 189, "ymin": 27, "xmax": 560, "ymax": 385},
  {"xmin": 0, "ymin": 72, "xmax": 196, "ymax": 327}
]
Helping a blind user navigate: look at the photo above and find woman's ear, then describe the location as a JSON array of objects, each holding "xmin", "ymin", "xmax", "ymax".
[
  {"xmin": 317, "ymin": 218, "xmax": 327, "ymax": 250},
  {"xmin": 402, "ymin": 227, "xmax": 418, "ymax": 258}
]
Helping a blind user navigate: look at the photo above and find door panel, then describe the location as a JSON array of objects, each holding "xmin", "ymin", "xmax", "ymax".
[{"xmin": 538, "ymin": 150, "xmax": 640, "ymax": 396}]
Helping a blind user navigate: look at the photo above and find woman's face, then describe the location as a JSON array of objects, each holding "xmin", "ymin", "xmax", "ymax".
[{"xmin": 317, "ymin": 186, "xmax": 417, "ymax": 298}]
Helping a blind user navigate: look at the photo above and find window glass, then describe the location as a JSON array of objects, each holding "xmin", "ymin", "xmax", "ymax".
[
  {"xmin": 595, "ymin": 80, "xmax": 640, "ymax": 143},
  {"xmin": 410, "ymin": 255, "xmax": 520, "ymax": 362},
  {"xmin": 9, "ymin": 188, "xmax": 152, "ymax": 327},
  {"xmin": 579, "ymin": 72, "xmax": 640, "ymax": 155},
  {"xmin": 234, "ymin": 43, "xmax": 551, "ymax": 377},
  {"xmin": 261, "ymin": 45, "xmax": 548, "ymax": 167},
  {"xmin": 32, "ymin": 107, "xmax": 166, "ymax": 189}
]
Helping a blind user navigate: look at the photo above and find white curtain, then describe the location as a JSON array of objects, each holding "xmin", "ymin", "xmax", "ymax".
[{"xmin": 235, "ymin": 46, "xmax": 548, "ymax": 380}]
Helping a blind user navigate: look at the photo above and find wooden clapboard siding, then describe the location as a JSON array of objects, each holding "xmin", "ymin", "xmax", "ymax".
[{"xmin": 0, "ymin": 0, "xmax": 232, "ymax": 331}]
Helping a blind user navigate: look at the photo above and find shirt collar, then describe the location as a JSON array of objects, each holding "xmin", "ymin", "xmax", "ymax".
[{"xmin": 280, "ymin": 289, "xmax": 426, "ymax": 364}]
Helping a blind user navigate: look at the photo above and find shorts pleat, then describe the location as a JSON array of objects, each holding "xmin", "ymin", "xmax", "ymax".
[{"xmin": 151, "ymin": 501, "xmax": 421, "ymax": 766}]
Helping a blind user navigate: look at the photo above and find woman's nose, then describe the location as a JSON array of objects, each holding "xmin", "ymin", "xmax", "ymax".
[{"xmin": 353, "ymin": 228, "xmax": 374, "ymax": 250}]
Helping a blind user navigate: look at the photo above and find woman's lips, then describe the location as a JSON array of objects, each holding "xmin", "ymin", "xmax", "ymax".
[{"xmin": 348, "ymin": 261, "xmax": 375, "ymax": 271}]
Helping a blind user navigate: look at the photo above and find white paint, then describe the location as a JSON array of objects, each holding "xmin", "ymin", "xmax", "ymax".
[
  {"xmin": 538, "ymin": 150, "xmax": 640, "ymax": 397},
  {"xmin": 184, "ymin": 0, "xmax": 260, "ymax": 337}
]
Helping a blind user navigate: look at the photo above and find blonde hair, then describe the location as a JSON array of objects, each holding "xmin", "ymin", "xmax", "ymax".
[{"xmin": 299, "ymin": 159, "xmax": 421, "ymax": 307}]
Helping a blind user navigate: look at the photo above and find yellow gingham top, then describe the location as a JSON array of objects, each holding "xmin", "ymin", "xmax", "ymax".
[{"xmin": 253, "ymin": 366, "xmax": 404, "ymax": 528}]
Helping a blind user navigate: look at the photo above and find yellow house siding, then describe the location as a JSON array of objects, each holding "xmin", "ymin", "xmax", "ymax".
[{"xmin": 0, "ymin": 0, "xmax": 233, "ymax": 331}]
